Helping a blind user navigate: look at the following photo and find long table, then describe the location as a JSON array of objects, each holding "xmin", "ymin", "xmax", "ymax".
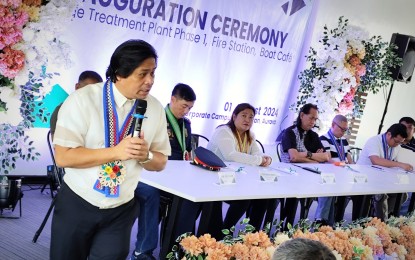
[{"xmin": 140, "ymin": 161, "xmax": 415, "ymax": 258}]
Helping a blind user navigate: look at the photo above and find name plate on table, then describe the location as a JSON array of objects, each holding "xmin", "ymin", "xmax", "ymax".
[
  {"xmin": 259, "ymin": 169, "xmax": 278, "ymax": 182},
  {"xmin": 321, "ymin": 173, "xmax": 335, "ymax": 184},
  {"xmin": 353, "ymin": 173, "xmax": 368, "ymax": 183},
  {"xmin": 218, "ymin": 171, "xmax": 236, "ymax": 185},
  {"xmin": 397, "ymin": 173, "xmax": 410, "ymax": 184}
]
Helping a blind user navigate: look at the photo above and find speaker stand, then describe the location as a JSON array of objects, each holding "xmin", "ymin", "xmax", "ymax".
[{"xmin": 378, "ymin": 80, "xmax": 395, "ymax": 134}]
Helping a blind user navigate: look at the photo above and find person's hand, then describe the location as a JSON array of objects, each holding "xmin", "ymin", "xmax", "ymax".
[
  {"xmin": 260, "ymin": 156, "xmax": 272, "ymax": 167},
  {"xmin": 316, "ymin": 148, "xmax": 324, "ymax": 153},
  {"xmin": 399, "ymin": 162, "xmax": 413, "ymax": 171},
  {"xmin": 115, "ymin": 132, "xmax": 149, "ymax": 161},
  {"xmin": 313, "ymin": 152, "xmax": 329, "ymax": 162}
]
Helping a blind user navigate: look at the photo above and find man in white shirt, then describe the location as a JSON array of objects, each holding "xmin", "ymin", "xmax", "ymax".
[
  {"xmin": 357, "ymin": 123, "xmax": 412, "ymax": 220},
  {"xmin": 51, "ymin": 40, "xmax": 171, "ymax": 260}
]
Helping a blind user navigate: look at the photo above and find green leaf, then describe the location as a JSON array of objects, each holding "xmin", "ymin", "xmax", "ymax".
[{"xmin": 222, "ymin": 229, "xmax": 230, "ymax": 235}]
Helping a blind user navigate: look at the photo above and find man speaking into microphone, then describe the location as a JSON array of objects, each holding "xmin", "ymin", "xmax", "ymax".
[{"xmin": 51, "ymin": 40, "xmax": 171, "ymax": 260}]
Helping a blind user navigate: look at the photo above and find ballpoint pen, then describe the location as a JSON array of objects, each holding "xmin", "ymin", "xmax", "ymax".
[
  {"xmin": 293, "ymin": 164, "xmax": 321, "ymax": 174},
  {"xmin": 345, "ymin": 165, "xmax": 360, "ymax": 173},
  {"xmin": 371, "ymin": 165, "xmax": 385, "ymax": 171}
]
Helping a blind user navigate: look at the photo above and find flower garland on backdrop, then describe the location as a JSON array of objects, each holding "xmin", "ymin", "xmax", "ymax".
[
  {"xmin": 0, "ymin": 0, "xmax": 76, "ymax": 174},
  {"xmin": 290, "ymin": 17, "xmax": 401, "ymax": 132},
  {"xmin": 168, "ymin": 214, "xmax": 415, "ymax": 260}
]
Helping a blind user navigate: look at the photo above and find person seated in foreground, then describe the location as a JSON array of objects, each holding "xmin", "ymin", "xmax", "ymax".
[
  {"xmin": 207, "ymin": 103, "xmax": 273, "ymax": 233},
  {"xmin": 272, "ymin": 238, "xmax": 336, "ymax": 260},
  {"xmin": 50, "ymin": 70, "xmax": 103, "ymax": 137},
  {"xmin": 357, "ymin": 123, "xmax": 413, "ymax": 221},
  {"xmin": 280, "ymin": 103, "xmax": 329, "ymax": 229},
  {"xmin": 315, "ymin": 114, "xmax": 353, "ymax": 226}
]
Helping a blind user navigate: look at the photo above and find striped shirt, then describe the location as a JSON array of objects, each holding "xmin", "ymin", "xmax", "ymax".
[
  {"xmin": 402, "ymin": 137, "xmax": 415, "ymax": 152},
  {"xmin": 320, "ymin": 132, "xmax": 350, "ymax": 162}
]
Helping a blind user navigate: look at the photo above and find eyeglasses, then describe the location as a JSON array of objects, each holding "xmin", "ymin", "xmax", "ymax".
[
  {"xmin": 392, "ymin": 137, "xmax": 405, "ymax": 145},
  {"xmin": 334, "ymin": 122, "xmax": 349, "ymax": 133}
]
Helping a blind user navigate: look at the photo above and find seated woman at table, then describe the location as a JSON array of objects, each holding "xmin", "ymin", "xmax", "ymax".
[{"xmin": 207, "ymin": 103, "xmax": 273, "ymax": 232}]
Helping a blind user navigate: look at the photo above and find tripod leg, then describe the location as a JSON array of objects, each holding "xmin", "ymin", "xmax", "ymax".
[
  {"xmin": 40, "ymin": 182, "xmax": 48, "ymax": 194},
  {"xmin": 33, "ymin": 197, "xmax": 56, "ymax": 243}
]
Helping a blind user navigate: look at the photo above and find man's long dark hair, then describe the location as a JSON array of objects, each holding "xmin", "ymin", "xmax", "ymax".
[
  {"xmin": 106, "ymin": 39, "xmax": 157, "ymax": 83},
  {"xmin": 296, "ymin": 103, "xmax": 318, "ymax": 127}
]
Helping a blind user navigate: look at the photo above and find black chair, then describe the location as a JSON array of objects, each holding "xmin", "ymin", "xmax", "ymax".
[
  {"xmin": 276, "ymin": 142, "xmax": 282, "ymax": 162},
  {"xmin": 276, "ymin": 143, "xmax": 315, "ymax": 228},
  {"xmin": 334, "ymin": 147, "xmax": 365, "ymax": 222},
  {"xmin": 256, "ymin": 139, "xmax": 265, "ymax": 153},
  {"xmin": 191, "ymin": 134, "xmax": 209, "ymax": 154},
  {"xmin": 0, "ymin": 177, "xmax": 23, "ymax": 218},
  {"xmin": 33, "ymin": 130, "xmax": 64, "ymax": 242},
  {"xmin": 41, "ymin": 131, "xmax": 64, "ymax": 198},
  {"xmin": 248, "ymin": 140, "xmax": 285, "ymax": 231},
  {"xmin": 159, "ymin": 134, "xmax": 209, "ymax": 248}
]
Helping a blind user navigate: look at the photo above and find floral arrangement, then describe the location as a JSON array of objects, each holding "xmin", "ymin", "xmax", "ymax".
[
  {"xmin": 291, "ymin": 17, "xmax": 401, "ymax": 132},
  {"xmin": 0, "ymin": 0, "xmax": 76, "ymax": 174},
  {"xmin": 168, "ymin": 214, "xmax": 415, "ymax": 260}
]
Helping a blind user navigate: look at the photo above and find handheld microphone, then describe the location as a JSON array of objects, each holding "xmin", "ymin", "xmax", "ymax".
[{"xmin": 132, "ymin": 99, "xmax": 147, "ymax": 137}]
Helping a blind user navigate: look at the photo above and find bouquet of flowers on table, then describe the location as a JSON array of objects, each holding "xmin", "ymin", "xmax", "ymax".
[
  {"xmin": 0, "ymin": 0, "xmax": 75, "ymax": 174},
  {"xmin": 168, "ymin": 213, "xmax": 415, "ymax": 260},
  {"xmin": 290, "ymin": 16, "xmax": 401, "ymax": 132}
]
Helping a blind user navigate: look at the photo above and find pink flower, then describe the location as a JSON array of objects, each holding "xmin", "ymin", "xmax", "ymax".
[
  {"xmin": 338, "ymin": 101, "xmax": 354, "ymax": 115},
  {"xmin": 356, "ymin": 64, "xmax": 366, "ymax": 77},
  {"xmin": 0, "ymin": 47, "xmax": 25, "ymax": 79},
  {"xmin": 0, "ymin": 6, "xmax": 29, "ymax": 49},
  {"xmin": 0, "ymin": 0, "xmax": 22, "ymax": 8},
  {"xmin": 349, "ymin": 55, "xmax": 361, "ymax": 66}
]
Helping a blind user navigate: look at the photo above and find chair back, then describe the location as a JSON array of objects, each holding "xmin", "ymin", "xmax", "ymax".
[
  {"xmin": 276, "ymin": 142, "xmax": 282, "ymax": 162},
  {"xmin": 256, "ymin": 139, "xmax": 265, "ymax": 153},
  {"xmin": 191, "ymin": 134, "xmax": 209, "ymax": 148},
  {"xmin": 47, "ymin": 130, "xmax": 64, "ymax": 188},
  {"xmin": 191, "ymin": 134, "xmax": 210, "ymax": 161}
]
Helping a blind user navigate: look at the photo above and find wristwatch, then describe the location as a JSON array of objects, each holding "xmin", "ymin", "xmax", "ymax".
[
  {"xmin": 140, "ymin": 151, "xmax": 153, "ymax": 164},
  {"xmin": 306, "ymin": 151, "xmax": 312, "ymax": 159}
]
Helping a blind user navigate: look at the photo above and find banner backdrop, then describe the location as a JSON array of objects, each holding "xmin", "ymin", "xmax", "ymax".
[{"xmin": 11, "ymin": 0, "xmax": 316, "ymax": 175}]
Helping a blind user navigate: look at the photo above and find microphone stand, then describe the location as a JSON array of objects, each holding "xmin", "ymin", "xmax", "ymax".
[{"xmin": 377, "ymin": 80, "xmax": 395, "ymax": 134}]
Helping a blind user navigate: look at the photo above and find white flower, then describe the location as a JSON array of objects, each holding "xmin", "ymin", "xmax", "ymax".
[
  {"xmin": 0, "ymin": 87, "xmax": 23, "ymax": 125},
  {"xmin": 14, "ymin": 68, "xmax": 30, "ymax": 86},
  {"xmin": 331, "ymin": 250, "xmax": 342, "ymax": 260},
  {"xmin": 25, "ymin": 48, "xmax": 38, "ymax": 63},
  {"xmin": 273, "ymin": 233, "xmax": 290, "ymax": 246},
  {"xmin": 22, "ymin": 28, "xmax": 35, "ymax": 42}
]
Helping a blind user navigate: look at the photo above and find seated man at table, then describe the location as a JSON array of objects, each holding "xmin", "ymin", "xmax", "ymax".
[
  {"xmin": 400, "ymin": 117, "xmax": 415, "ymax": 152},
  {"xmin": 280, "ymin": 103, "xmax": 329, "ymax": 228},
  {"xmin": 131, "ymin": 83, "xmax": 196, "ymax": 260},
  {"xmin": 162, "ymin": 83, "xmax": 201, "ymax": 240},
  {"xmin": 315, "ymin": 114, "xmax": 353, "ymax": 226},
  {"xmin": 398, "ymin": 117, "xmax": 415, "ymax": 215},
  {"xmin": 357, "ymin": 123, "xmax": 413, "ymax": 221}
]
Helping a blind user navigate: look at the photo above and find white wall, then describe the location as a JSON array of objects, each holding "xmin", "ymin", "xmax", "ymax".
[{"xmin": 310, "ymin": 0, "xmax": 415, "ymax": 148}]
